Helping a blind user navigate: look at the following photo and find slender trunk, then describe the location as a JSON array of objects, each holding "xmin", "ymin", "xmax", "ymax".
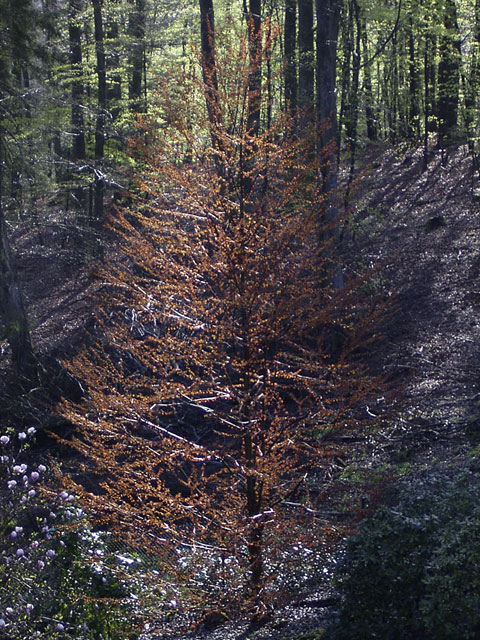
[
  {"xmin": 437, "ymin": 0, "xmax": 461, "ymax": 153},
  {"xmin": 316, "ymin": 0, "xmax": 342, "ymax": 289},
  {"xmin": 244, "ymin": 432, "xmax": 264, "ymax": 606},
  {"xmin": 361, "ymin": 9, "xmax": 377, "ymax": 141},
  {"xmin": 338, "ymin": 2, "xmax": 352, "ymax": 152},
  {"xmin": 390, "ymin": 30, "xmax": 399, "ymax": 141},
  {"xmin": 424, "ymin": 31, "xmax": 436, "ymax": 167},
  {"xmin": 69, "ymin": 0, "xmax": 86, "ymax": 161},
  {"xmin": 128, "ymin": 0, "xmax": 146, "ymax": 112},
  {"xmin": 298, "ymin": 0, "xmax": 314, "ymax": 113},
  {"xmin": 92, "ymin": 0, "xmax": 106, "ymax": 220},
  {"xmin": 199, "ymin": 0, "xmax": 224, "ymax": 170},
  {"xmin": 284, "ymin": 0, "xmax": 297, "ymax": 121},
  {"xmin": 0, "ymin": 147, "xmax": 37, "ymax": 380},
  {"xmin": 407, "ymin": 14, "xmax": 420, "ymax": 140},
  {"xmin": 465, "ymin": 0, "xmax": 480, "ymax": 174},
  {"xmin": 346, "ymin": 0, "xmax": 361, "ymax": 184},
  {"xmin": 246, "ymin": 0, "xmax": 262, "ymax": 136}
]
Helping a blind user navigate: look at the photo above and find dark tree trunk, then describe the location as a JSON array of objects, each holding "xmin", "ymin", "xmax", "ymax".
[
  {"xmin": 0, "ymin": 152, "xmax": 37, "ymax": 380},
  {"xmin": 199, "ymin": 0, "xmax": 224, "ymax": 167},
  {"xmin": 423, "ymin": 31, "xmax": 437, "ymax": 168},
  {"xmin": 128, "ymin": 0, "xmax": 146, "ymax": 112},
  {"xmin": 246, "ymin": 0, "xmax": 262, "ymax": 136},
  {"xmin": 298, "ymin": 0, "xmax": 314, "ymax": 114},
  {"xmin": 465, "ymin": 0, "xmax": 480, "ymax": 174},
  {"xmin": 284, "ymin": 0, "xmax": 297, "ymax": 120},
  {"xmin": 345, "ymin": 0, "xmax": 361, "ymax": 183},
  {"xmin": 407, "ymin": 13, "xmax": 420, "ymax": 140},
  {"xmin": 92, "ymin": 0, "xmax": 106, "ymax": 220},
  {"xmin": 316, "ymin": 0, "xmax": 342, "ymax": 289},
  {"xmin": 437, "ymin": 0, "xmax": 461, "ymax": 152},
  {"xmin": 361, "ymin": 8, "xmax": 377, "ymax": 141},
  {"xmin": 69, "ymin": 0, "xmax": 86, "ymax": 161}
]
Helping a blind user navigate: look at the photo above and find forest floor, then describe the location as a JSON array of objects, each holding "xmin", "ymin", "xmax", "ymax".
[{"xmin": 2, "ymin": 140, "xmax": 480, "ymax": 638}]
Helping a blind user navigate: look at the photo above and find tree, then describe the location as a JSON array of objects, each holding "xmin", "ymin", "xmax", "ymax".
[
  {"xmin": 0, "ymin": 0, "xmax": 39, "ymax": 379},
  {"xmin": 69, "ymin": 0, "xmax": 87, "ymax": 163},
  {"xmin": 128, "ymin": 0, "xmax": 147, "ymax": 112},
  {"xmin": 316, "ymin": 0, "xmax": 342, "ymax": 288},
  {"xmin": 437, "ymin": 0, "xmax": 461, "ymax": 154},
  {"xmin": 92, "ymin": 0, "xmax": 107, "ymax": 220},
  {"xmin": 59, "ymin": 35, "xmax": 376, "ymax": 620},
  {"xmin": 298, "ymin": 0, "xmax": 314, "ymax": 115},
  {"xmin": 284, "ymin": 0, "xmax": 297, "ymax": 120}
]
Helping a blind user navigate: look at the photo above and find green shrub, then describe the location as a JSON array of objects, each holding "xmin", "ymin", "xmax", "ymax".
[{"xmin": 332, "ymin": 472, "xmax": 480, "ymax": 640}]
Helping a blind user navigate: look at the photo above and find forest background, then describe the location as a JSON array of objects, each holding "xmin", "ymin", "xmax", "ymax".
[{"xmin": 1, "ymin": 0, "xmax": 480, "ymax": 638}]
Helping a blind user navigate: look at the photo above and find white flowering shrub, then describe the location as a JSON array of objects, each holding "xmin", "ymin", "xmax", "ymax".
[{"xmin": 0, "ymin": 427, "xmax": 138, "ymax": 639}]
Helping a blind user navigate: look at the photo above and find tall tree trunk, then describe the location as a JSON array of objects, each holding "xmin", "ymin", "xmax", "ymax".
[
  {"xmin": 128, "ymin": 0, "xmax": 146, "ymax": 112},
  {"xmin": 0, "ymin": 148, "xmax": 37, "ymax": 380},
  {"xmin": 298, "ymin": 0, "xmax": 314, "ymax": 114},
  {"xmin": 246, "ymin": 0, "xmax": 262, "ymax": 136},
  {"xmin": 360, "ymin": 8, "xmax": 377, "ymax": 141},
  {"xmin": 284, "ymin": 0, "xmax": 297, "ymax": 121},
  {"xmin": 345, "ymin": 0, "xmax": 361, "ymax": 184},
  {"xmin": 437, "ymin": 0, "xmax": 461, "ymax": 154},
  {"xmin": 69, "ymin": 0, "xmax": 86, "ymax": 162},
  {"xmin": 92, "ymin": 0, "xmax": 106, "ymax": 220},
  {"xmin": 407, "ymin": 13, "xmax": 420, "ymax": 140},
  {"xmin": 316, "ymin": 0, "xmax": 342, "ymax": 289},
  {"xmin": 465, "ymin": 0, "xmax": 480, "ymax": 175},
  {"xmin": 199, "ymin": 0, "xmax": 224, "ymax": 170}
]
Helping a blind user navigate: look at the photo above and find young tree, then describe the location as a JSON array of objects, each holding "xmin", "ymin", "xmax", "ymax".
[{"xmin": 60, "ymin": 35, "xmax": 376, "ymax": 620}]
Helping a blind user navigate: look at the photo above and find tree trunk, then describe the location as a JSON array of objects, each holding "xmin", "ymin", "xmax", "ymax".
[
  {"xmin": 128, "ymin": 0, "xmax": 146, "ymax": 112},
  {"xmin": 246, "ymin": 0, "xmax": 262, "ymax": 136},
  {"xmin": 465, "ymin": 0, "xmax": 480, "ymax": 174},
  {"xmin": 199, "ymin": 0, "xmax": 224, "ymax": 169},
  {"xmin": 316, "ymin": 0, "xmax": 342, "ymax": 288},
  {"xmin": 298, "ymin": 0, "xmax": 314, "ymax": 114},
  {"xmin": 284, "ymin": 0, "xmax": 297, "ymax": 120},
  {"xmin": 437, "ymin": 0, "xmax": 461, "ymax": 153},
  {"xmin": 0, "ymin": 153, "xmax": 37, "ymax": 380},
  {"xmin": 69, "ymin": 0, "xmax": 86, "ymax": 162},
  {"xmin": 360, "ymin": 8, "xmax": 377, "ymax": 141},
  {"xmin": 407, "ymin": 13, "xmax": 420, "ymax": 140},
  {"xmin": 92, "ymin": 0, "xmax": 106, "ymax": 220},
  {"xmin": 345, "ymin": 0, "xmax": 361, "ymax": 184}
]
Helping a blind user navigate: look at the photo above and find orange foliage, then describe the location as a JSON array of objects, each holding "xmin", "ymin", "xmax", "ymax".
[{"xmin": 59, "ymin": 36, "xmax": 378, "ymax": 622}]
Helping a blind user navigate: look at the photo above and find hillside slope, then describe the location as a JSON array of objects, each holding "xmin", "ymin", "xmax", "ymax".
[
  {"xmin": 1, "ymin": 143, "xmax": 480, "ymax": 638},
  {"xmin": 348, "ymin": 143, "xmax": 480, "ymax": 468}
]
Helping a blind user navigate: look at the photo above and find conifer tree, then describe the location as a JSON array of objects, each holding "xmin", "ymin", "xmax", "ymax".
[{"xmin": 60, "ymin": 31, "xmax": 376, "ymax": 619}]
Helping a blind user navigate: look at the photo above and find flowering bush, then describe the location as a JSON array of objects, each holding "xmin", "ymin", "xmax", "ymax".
[{"xmin": 0, "ymin": 427, "xmax": 138, "ymax": 639}]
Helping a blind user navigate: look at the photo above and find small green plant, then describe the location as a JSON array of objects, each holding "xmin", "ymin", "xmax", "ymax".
[{"xmin": 332, "ymin": 472, "xmax": 480, "ymax": 639}]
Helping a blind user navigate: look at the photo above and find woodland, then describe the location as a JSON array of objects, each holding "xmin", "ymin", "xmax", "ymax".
[{"xmin": 1, "ymin": 0, "xmax": 480, "ymax": 638}]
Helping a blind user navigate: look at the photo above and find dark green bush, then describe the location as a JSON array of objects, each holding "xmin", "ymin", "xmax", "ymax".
[{"xmin": 332, "ymin": 472, "xmax": 480, "ymax": 640}]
